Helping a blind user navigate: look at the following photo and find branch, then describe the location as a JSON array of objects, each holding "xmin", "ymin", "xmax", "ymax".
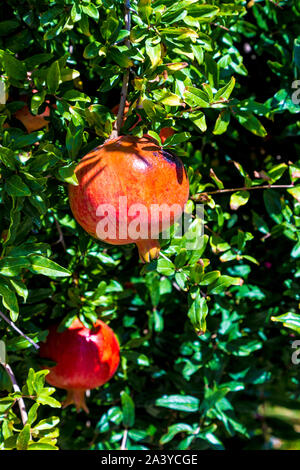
[
  {"xmin": 52, "ymin": 213, "xmax": 66, "ymax": 251},
  {"xmin": 111, "ymin": 0, "xmax": 131, "ymax": 139},
  {"xmin": 0, "ymin": 310, "xmax": 40, "ymax": 350},
  {"xmin": 0, "ymin": 361, "xmax": 28, "ymax": 426},
  {"xmin": 192, "ymin": 184, "xmax": 295, "ymax": 199}
]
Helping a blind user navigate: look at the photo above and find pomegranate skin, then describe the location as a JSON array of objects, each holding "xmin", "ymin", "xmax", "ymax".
[
  {"xmin": 39, "ymin": 318, "xmax": 120, "ymax": 412},
  {"xmin": 159, "ymin": 127, "xmax": 175, "ymax": 144},
  {"xmin": 15, "ymin": 104, "xmax": 50, "ymax": 133},
  {"xmin": 68, "ymin": 135, "xmax": 189, "ymax": 262}
]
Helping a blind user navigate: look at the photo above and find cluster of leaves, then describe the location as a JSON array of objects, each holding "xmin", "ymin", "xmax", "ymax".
[{"xmin": 0, "ymin": 0, "xmax": 299, "ymax": 450}]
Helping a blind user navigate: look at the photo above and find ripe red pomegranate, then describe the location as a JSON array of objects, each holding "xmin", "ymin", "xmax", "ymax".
[
  {"xmin": 68, "ymin": 135, "xmax": 189, "ymax": 262},
  {"xmin": 39, "ymin": 318, "xmax": 120, "ymax": 413},
  {"xmin": 14, "ymin": 90, "xmax": 54, "ymax": 133}
]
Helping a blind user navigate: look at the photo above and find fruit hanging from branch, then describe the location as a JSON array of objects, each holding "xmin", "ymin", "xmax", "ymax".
[
  {"xmin": 39, "ymin": 318, "xmax": 120, "ymax": 413},
  {"xmin": 68, "ymin": 135, "xmax": 189, "ymax": 262},
  {"xmin": 111, "ymin": 102, "xmax": 175, "ymax": 143}
]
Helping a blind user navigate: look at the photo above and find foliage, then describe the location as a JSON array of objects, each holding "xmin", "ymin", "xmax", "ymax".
[{"xmin": 0, "ymin": 0, "xmax": 299, "ymax": 451}]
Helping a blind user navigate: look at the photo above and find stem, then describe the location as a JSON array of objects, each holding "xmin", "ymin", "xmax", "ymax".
[
  {"xmin": 0, "ymin": 310, "xmax": 40, "ymax": 350},
  {"xmin": 159, "ymin": 251, "xmax": 172, "ymax": 263},
  {"xmin": 111, "ymin": 0, "xmax": 131, "ymax": 139},
  {"xmin": 52, "ymin": 213, "xmax": 66, "ymax": 251},
  {"xmin": 120, "ymin": 428, "xmax": 128, "ymax": 450},
  {"xmin": 0, "ymin": 361, "xmax": 28, "ymax": 426},
  {"xmin": 192, "ymin": 184, "xmax": 294, "ymax": 199}
]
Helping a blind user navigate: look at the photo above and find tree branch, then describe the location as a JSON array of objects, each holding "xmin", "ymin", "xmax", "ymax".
[
  {"xmin": 0, "ymin": 361, "xmax": 28, "ymax": 426},
  {"xmin": 111, "ymin": 0, "xmax": 131, "ymax": 139},
  {"xmin": 0, "ymin": 310, "xmax": 40, "ymax": 350},
  {"xmin": 192, "ymin": 184, "xmax": 295, "ymax": 199},
  {"xmin": 52, "ymin": 213, "xmax": 66, "ymax": 251}
]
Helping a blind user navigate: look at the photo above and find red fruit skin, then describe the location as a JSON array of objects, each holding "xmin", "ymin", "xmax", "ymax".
[
  {"xmin": 159, "ymin": 127, "xmax": 175, "ymax": 144},
  {"xmin": 15, "ymin": 104, "xmax": 50, "ymax": 133},
  {"xmin": 14, "ymin": 90, "xmax": 56, "ymax": 133},
  {"xmin": 39, "ymin": 318, "xmax": 120, "ymax": 411},
  {"xmin": 68, "ymin": 135, "xmax": 189, "ymax": 261}
]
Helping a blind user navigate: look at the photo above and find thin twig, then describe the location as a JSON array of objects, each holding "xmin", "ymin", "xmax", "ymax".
[
  {"xmin": 212, "ymin": 23, "xmax": 230, "ymax": 31},
  {"xmin": 0, "ymin": 310, "xmax": 40, "ymax": 350},
  {"xmin": 120, "ymin": 428, "xmax": 128, "ymax": 450},
  {"xmin": 159, "ymin": 251, "xmax": 173, "ymax": 263},
  {"xmin": 0, "ymin": 361, "xmax": 28, "ymax": 426},
  {"xmin": 52, "ymin": 213, "xmax": 66, "ymax": 251},
  {"xmin": 111, "ymin": 0, "xmax": 131, "ymax": 139},
  {"xmin": 192, "ymin": 184, "xmax": 294, "ymax": 199}
]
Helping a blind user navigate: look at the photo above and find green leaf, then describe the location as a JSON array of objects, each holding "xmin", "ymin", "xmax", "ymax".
[
  {"xmin": 230, "ymin": 191, "xmax": 250, "ymax": 210},
  {"xmin": 0, "ymin": 397, "xmax": 15, "ymax": 413},
  {"xmin": 234, "ymin": 111, "xmax": 267, "ymax": 137},
  {"xmin": 188, "ymin": 292, "xmax": 208, "ymax": 333},
  {"xmin": 189, "ymin": 110, "xmax": 207, "ymax": 132},
  {"xmin": 82, "ymin": 4, "xmax": 99, "ymax": 21},
  {"xmin": 184, "ymin": 86, "xmax": 210, "ymax": 108},
  {"xmin": 16, "ymin": 424, "xmax": 31, "ymax": 450},
  {"xmin": 58, "ymin": 162, "xmax": 78, "ymax": 185},
  {"xmin": 110, "ymin": 47, "xmax": 133, "ymax": 68},
  {"xmin": 27, "ymin": 442, "xmax": 58, "ymax": 450},
  {"xmin": 156, "ymin": 395, "xmax": 199, "ymax": 412},
  {"xmin": 27, "ymin": 403, "xmax": 40, "ymax": 426},
  {"xmin": 66, "ymin": 126, "xmax": 83, "ymax": 159},
  {"xmin": 0, "ymin": 278, "xmax": 19, "ymax": 321},
  {"xmin": 0, "ymin": 20, "xmax": 20, "ymax": 36},
  {"xmin": 28, "ymin": 255, "xmax": 71, "ymax": 278},
  {"xmin": 208, "ymin": 275, "xmax": 242, "ymax": 295},
  {"xmin": 138, "ymin": 0, "xmax": 152, "ymax": 24},
  {"xmin": 3, "ymin": 53, "xmax": 26, "ymax": 81},
  {"xmin": 31, "ymin": 91, "xmax": 47, "ymax": 115},
  {"xmin": 213, "ymin": 109, "xmax": 231, "ymax": 135},
  {"xmin": 63, "ymin": 90, "xmax": 91, "ymax": 102},
  {"xmin": 121, "ymin": 391, "xmax": 135, "ymax": 428},
  {"xmin": 157, "ymin": 258, "xmax": 175, "ymax": 276},
  {"xmin": 214, "ymin": 77, "xmax": 236, "ymax": 101},
  {"xmin": 294, "ymin": 38, "xmax": 300, "ymax": 70},
  {"xmin": 271, "ymin": 312, "xmax": 300, "ymax": 334},
  {"xmin": 287, "ymin": 186, "xmax": 300, "ymax": 202},
  {"xmin": 267, "ymin": 163, "xmax": 287, "ymax": 183},
  {"xmin": 200, "ymin": 271, "xmax": 221, "ymax": 286},
  {"xmin": 32, "ymin": 416, "xmax": 60, "ymax": 431},
  {"xmin": 163, "ymin": 132, "xmax": 190, "ymax": 146},
  {"xmin": 0, "ymin": 257, "xmax": 30, "ymax": 277},
  {"xmin": 5, "ymin": 175, "xmax": 31, "ymax": 197},
  {"xmin": 263, "ymin": 190, "xmax": 283, "ymax": 223},
  {"xmin": 160, "ymin": 423, "xmax": 193, "ymax": 444},
  {"xmin": 47, "ymin": 61, "xmax": 60, "ymax": 94},
  {"xmin": 158, "ymin": 92, "xmax": 182, "ymax": 107},
  {"xmin": 145, "ymin": 39, "xmax": 162, "ymax": 69}
]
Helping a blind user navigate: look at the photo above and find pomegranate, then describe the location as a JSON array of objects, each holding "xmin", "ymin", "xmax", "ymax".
[
  {"xmin": 39, "ymin": 318, "xmax": 120, "ymax": 413},
  {"xmin": 14, "ymin": 90, "xmax": 53, "ymax": 133},
  {"xmin": 159, "ymin": 127, "xmax": 175, "ymax": 144},
  {"xmin": 15, "ymin": 104, "xmax": 50, "ymax": 133},
  {"xmin": 68, "ymin": 135, "xmax": 189, "ymax": 262}
]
